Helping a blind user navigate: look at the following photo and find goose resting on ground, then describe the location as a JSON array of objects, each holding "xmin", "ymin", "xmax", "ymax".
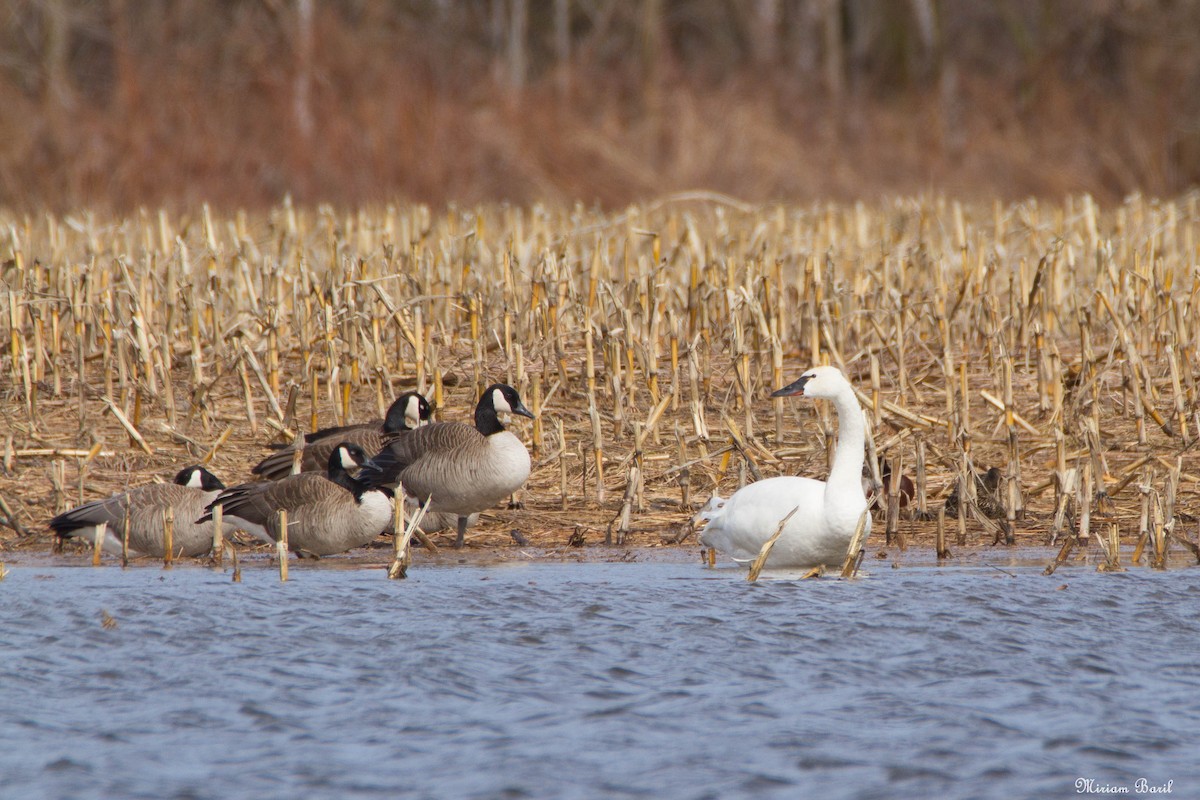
[
  {"xmin": 49, "ymin": 465, "xmax": 257, "ymax": 558},
  {"xmin": 202, "ymin": 443, "xmax": 394, "ymax": 557},
  {"xmin": 696, "ymin": 365, "xmax": 871, "ymax": 569},
  {"xmin": 251, "ymin": 391, "xmax": 432, "ymax": 480}
]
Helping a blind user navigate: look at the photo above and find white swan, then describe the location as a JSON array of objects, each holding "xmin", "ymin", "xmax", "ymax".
[{"xmin": 696, "ymin": 365, "xmax": 871, "ymax": 568}]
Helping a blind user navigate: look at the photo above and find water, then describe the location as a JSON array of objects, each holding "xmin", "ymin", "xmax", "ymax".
[{"xmin": 2, "ymin": 555, "xmax": 1199, "ymax": 800}]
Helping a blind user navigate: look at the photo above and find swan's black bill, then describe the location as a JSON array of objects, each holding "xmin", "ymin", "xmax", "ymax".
[{"xmin": 771, "ymin": 375, "xmax": 811, "ymax": 397}]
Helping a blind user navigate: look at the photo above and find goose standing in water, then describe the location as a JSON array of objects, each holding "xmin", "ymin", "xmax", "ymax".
[
  {"xmin": 696, "ymin": 366, "xmax": 870, "ymax": 568},
  {"xmin": 251, "ymin": 391, "xmax": 432, "ymax": 480},
  {"xmin": 363, "ymin": 383, "xmax": 534, "ymax": 548},
  {"xmin": 49, "ymin": 465, "xmax": 250, "ymax": 558},
  {"xmin": 202, "ymin": 443, "xmax": 394, "ymax": 557}
]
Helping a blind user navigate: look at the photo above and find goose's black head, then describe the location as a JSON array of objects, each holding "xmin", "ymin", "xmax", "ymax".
[
  {"xmin": 327, "ymin": 442, "xmax": 374, "ymax": 472},
  {"xmin": 175, "ymin": 465, "xmax": 225, "ymax": 491},
  {"xmin": 325, "ymin": 442, "xmax": 382, "ymax": 496},
  {"xmin": 475, "ymin": 383, "xmax": 535, "ymax": 436},
  {"xmin": 383, "ymin": 392, "xmax": 433, "ymax": 433}
]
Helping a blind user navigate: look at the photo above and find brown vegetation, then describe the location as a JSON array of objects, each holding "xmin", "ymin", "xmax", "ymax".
[
  {"xmin": 1, "ymin": 1, "xmax": 1199, "ymax": 211},
  {"xmin": 2, "ymin": 194, "xmax": 1199, "ymax": 569}
]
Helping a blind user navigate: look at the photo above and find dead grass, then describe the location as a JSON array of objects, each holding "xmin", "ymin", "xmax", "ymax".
[{"xmin": 2, "ymin": 193, "xmax": 1199, "ymax": 566}]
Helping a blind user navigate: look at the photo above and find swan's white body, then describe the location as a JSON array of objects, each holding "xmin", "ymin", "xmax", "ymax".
[{"xmin": 697, "ymin": 366, "xmax": 871, "ymax": 569}]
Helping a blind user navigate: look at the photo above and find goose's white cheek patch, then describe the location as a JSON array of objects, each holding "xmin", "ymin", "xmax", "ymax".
[
  {"xmin": 491, "ymin": 388, "xmax": 512, "ymax": 415},
  {"xmin": 405, "ymin": 396, "xmax": 421, "ymax": 428}
]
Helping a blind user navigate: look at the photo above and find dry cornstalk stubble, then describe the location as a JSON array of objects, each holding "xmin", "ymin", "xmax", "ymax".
[{"xmin": 2, "ymin": 194, "xmax": 1199, "ymax": 568}]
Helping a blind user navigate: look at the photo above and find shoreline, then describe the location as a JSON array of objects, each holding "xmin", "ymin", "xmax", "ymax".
[{"xmin": 4, "ymin": 540, "xmax": 1197, "ymax": 573}]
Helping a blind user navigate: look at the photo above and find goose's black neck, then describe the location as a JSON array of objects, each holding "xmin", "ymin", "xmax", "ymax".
[
  {"xmin": 325, "ymin": 448, "xmax": 372, "ymax": 499},
  {"xmin": 327, "ymin": 463, "xmax": 390, "ymax": 502},
  {"xmin": 327, "ymin": 459, "xmax": 357, "ymax": 491},
  {"xmin": 382, "ymin": 406, "xmax": 409, "ymax": 434},
  {"xmin": 474, "ymin": 402, "xmax": 505, "ymax": 437}
]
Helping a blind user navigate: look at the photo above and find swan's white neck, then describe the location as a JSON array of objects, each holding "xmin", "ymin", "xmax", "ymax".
[{"xmin": 825, "ymin": 386, "xmax": 867, "ymax": 499}]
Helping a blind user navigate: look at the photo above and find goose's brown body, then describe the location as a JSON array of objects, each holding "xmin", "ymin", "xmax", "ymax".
[
  {"xmin": 374, "ymin": 424, "xmax": 531, "ymax": 519},
  {"xmin": 365, "ymin": 384, "xmax": 534, "ymax": 547},
  {"xmin": 48, "ymin": 466, "xmax": 249, "ymax": 558},
  {"xmin": 208, "ymin": 444, "xmax": 394, "ymax": 556},
  {"xmin": 252, "ymin": 392, "xmax": 431, "ymax": 481}
]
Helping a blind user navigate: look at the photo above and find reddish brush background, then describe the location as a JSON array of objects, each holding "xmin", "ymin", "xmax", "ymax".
[{"xmin": 1, "ymin": 0, "xmax": 1198, "ymax": 211}]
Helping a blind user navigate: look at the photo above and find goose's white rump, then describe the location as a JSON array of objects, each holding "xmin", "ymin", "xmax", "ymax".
[{"xmin": 697, "ymin": 366, "xmax": 871, "ymax": 569}]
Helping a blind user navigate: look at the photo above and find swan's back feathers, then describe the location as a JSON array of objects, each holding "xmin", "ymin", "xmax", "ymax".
[{"xmin": 698, "ymin": 476, "xmax": 871, "ymax": 565}]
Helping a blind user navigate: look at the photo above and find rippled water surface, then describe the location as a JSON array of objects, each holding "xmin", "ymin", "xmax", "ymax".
[{"xmin": 3, "ymin": 556, "xmax": 1199, "ymax": 800}]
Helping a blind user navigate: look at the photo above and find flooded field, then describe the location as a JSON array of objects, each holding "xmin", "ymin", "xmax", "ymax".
[{"xmin": 2, "ymin": 555, "xmax": 1198, "ymax": 799}]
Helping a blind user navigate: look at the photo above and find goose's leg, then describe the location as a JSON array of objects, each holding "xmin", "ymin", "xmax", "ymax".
[{"xmin": 454, "ymin": 515, "xmax": 468, "ymax": 549}]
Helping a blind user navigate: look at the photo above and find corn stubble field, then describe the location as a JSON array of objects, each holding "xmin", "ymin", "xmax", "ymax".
[{"xmin": 2, "ymin": 193, "xmax": 1199, "ymax": 568}]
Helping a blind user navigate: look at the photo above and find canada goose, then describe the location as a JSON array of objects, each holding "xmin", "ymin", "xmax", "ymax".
[
  {"xmin": 203, "ymin": 443, "xmax": 394, "ymax": 557},
  {"xmin": 696, "ymin": 366, "xmax": 870, "ymax": 569},
  {"xmin": 48, "ymin": 465, "xmax": 248, "ymax": 558},
  {"xmin": 251, "ymin": 391, "xmax": 432, "ymax": 480},
  {"xmin": 363, "ymin": 383, "xmax": 534, "ymax": 548}
]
